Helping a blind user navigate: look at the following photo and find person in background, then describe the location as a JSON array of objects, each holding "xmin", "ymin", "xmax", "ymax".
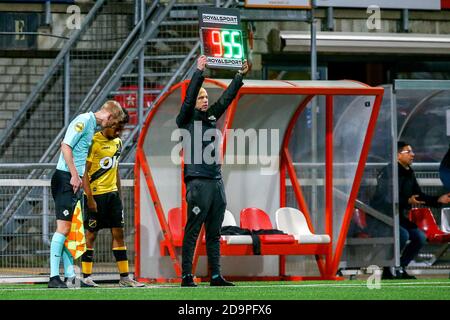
[
  {"xmin": 439, "ymin": 143, "xmax": 450, "ymax": 192},
  {"xmin": 371, "ymin": 141, "xmax": 450, "ymax": 280}
]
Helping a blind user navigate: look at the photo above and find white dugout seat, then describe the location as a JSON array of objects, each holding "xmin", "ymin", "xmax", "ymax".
[
  {"xmin": 441, "ymin": 208, "xmax": 450, "ymax": 233},
  {"xmin": 275, "ymin": 207, "xmax": 331, "ymax": 244},
  {"xmin": 221, "ymin": 210, "xmax": 253, "ymax": 245}
]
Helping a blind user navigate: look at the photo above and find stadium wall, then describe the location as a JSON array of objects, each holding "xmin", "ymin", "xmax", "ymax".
[{"xmin": 0, "ymin": 57, "xmax": 52, "ymax": 134}]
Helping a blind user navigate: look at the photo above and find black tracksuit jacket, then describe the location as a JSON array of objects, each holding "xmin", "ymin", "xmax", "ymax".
[
  {"xmin": 371, "ymin": 162, "xmax": 440, "ymax": 229},
  {"xmin": 175, "ymin": 69, "xmax": 244, "ymax": 180}
]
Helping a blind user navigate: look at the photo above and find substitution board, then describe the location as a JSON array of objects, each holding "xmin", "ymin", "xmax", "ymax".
[{"xmin": 198, "ymin": 7, "xmax": 245, "ymax": 69}]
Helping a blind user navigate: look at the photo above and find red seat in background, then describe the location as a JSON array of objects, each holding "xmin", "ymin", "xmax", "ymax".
[
  {"xmin": 240, "ymin": 207, "xmax": 295, "ymax": 244},
  {"xmin": 167, "ymin": 207, "xmax": 183, "ymax": 246},
  {"xmin": 240, "ymin": 207, "xmax": 273, "ymax": 230},
  {"xmin": 409, "ymin": 208, "xmax": 450, "ymax": 244}
]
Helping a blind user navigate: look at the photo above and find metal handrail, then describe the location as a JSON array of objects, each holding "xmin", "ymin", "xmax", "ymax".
[
  {"xmin": 38, "ymin": 1, "xmax": 171, "ymax": 166},
  {"xmin": 84, "ymin": 0, "xmax": 176, "ymax": 117},
  {"xmin": 0, "ymin": 1, "xmax": 169, "ymax": 227},
  {"xmin": 76, "ymin": 1, "xmax": 160, "ymax": 114},
  {"xmin": 0, "ymin": 0, "xmax": 105, "ymax": 151},
  {"xmin": 0, "ymin": 163, "xmax": 134, "ymax": 170},
  {"xmin": 291, "ymin": 162, "xmax": 440, "ymax": 170},
  {"xmin": 334, "ymin": 187, "xmax": 394, "ymax": 227},
  {"xmin": 0, "ymin": 1, "xmax": 108, "ymax": 227},
  {"xmin": 0, "ymin": 0, "xmax": 232, "ymax": 224},
  {"xmin": 121, "ymin": 0, "xmax": 236, "ymax": 161},
  {"xmin": 71, "ymin": 0, "xmax": 179, "ymax": 166},
  {"xmin": 36, "ymin": 1, "xmax": 162, "ymax": 166},
  {"xmin": 121, "ymin": 42, "xmax": 201, "ymax": 157}
]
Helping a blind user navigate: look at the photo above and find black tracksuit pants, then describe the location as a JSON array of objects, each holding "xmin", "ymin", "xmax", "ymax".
[{"xmin": 181, "ymin": 178, "xmax": 226, "ymax": 276}]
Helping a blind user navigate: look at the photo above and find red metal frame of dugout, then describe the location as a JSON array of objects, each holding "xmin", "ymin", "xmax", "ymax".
[{"xmin": 134, "ymin": 79, "xmax": 384, "ymax": 282}]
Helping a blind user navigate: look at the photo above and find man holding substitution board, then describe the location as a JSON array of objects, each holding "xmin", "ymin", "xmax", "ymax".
[{"xmin": 176, "ymin": 7, "xmax": 249, "ymax": 287}]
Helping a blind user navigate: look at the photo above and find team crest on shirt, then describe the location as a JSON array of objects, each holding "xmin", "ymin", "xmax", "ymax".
[
  {"xmin": 88, "ymin": 219, "xmax": 97, "ymax": 228},
  {"xmin": 63, "ymin": 210, "xmax": 69, "ymax": 216},
  {"xmin": 192, "ymin": 206, "xmax": 201, "ymax": 215},
  {"xmin": 75, "ymin": 122, "xmax": 84, "ymax": 132}
]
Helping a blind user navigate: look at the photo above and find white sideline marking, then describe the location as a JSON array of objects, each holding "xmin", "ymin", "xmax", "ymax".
[
  {"xmin": 1, "ymin": 281, "xmax": 450, "ymax": 291},
  {"xmin": 231, "ymin": 282, "xmax": 450, "ymax": 289},
  {"xmin": 0, "ymin": 286, "xmax": 159, "ymax": 292}
]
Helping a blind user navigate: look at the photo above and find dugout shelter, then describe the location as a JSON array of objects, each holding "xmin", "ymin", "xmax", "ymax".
[{"xmin": 134, "ymin": 78, "xmax": 384, "ymax": 281}]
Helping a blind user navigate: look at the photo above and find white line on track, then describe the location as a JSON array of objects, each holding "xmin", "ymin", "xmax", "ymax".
[{"xmin": 1, "ymin": 281, "xmax": 450, "ymax": 291}]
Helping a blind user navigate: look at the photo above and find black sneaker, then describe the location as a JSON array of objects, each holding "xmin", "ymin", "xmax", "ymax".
[
  {"xmin": 210, "ymin": 275, "xmax": 235, "ymax": 287},
  {"xmin": 181, "ymin": 274, "xmax": 197, "ymax": 287},
  {"xmin": 381, "ymin": 267, "xmax": 396, "ymax": 280},
  {"xmin": 48, "ymin": 276, "xmax": 68, "ymax": 288}
]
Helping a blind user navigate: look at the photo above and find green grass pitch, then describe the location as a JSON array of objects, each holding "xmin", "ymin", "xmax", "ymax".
[{"xmin": 0, "ymin": 279, "xmax": 449, "ymax": 300}]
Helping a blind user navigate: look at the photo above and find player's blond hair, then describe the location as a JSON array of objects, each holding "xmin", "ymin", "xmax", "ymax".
[{"xmin": 101, "ymin": 100, "xmax": 125, "ymax": 121}]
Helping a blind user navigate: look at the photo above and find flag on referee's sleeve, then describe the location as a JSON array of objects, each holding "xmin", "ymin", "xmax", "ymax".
[{"xmin": 64, "ymin": 200, "xmax": 87, "ymax": 259}]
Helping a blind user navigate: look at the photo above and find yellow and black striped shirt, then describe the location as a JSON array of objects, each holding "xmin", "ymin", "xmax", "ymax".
[{"xmin": 85, "ymin": 131, "xmax": 122, "ymax": 195}]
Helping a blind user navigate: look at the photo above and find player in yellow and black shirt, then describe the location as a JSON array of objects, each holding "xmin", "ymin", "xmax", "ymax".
[{"xmin": 80, "ymin": 109, "xmax": 144, "ymax": 288}]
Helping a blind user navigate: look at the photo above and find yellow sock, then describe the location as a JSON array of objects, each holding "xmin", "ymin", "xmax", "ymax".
[
  {"xmin": 113, "ymin": 247, "xmax": 129, "ymax": 277},
  {"xmin": 81, "ymin": 248, "xmax": 94, "ymax": 277}
]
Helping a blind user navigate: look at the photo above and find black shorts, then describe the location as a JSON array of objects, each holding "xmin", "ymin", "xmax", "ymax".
[
  {"xmin": 51, "ymin": 169, "xmax": 81, "ymax": 222},
  {"xmin": 83, "ymin": 191, "xmax": 124, "ymax": 232}
]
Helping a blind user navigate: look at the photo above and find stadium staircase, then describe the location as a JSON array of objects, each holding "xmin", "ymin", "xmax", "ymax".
[{"xmin": 0, "ymin": 0, "xmax": 236, "ymax": 257}]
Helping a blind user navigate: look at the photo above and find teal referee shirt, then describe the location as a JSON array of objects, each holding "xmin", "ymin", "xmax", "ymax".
[{"xmin": 56, "ymin": 112, "xmax": 97, "ymax": 177}]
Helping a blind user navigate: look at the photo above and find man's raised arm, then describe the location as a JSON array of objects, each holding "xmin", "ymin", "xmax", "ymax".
[
  {"xmin": 176, "ymin": 55, "xmax": 207, "ymax": 127},
  {"xmin": 208, "ymin": 60, "xmax": 249, "ymax": 119}
]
